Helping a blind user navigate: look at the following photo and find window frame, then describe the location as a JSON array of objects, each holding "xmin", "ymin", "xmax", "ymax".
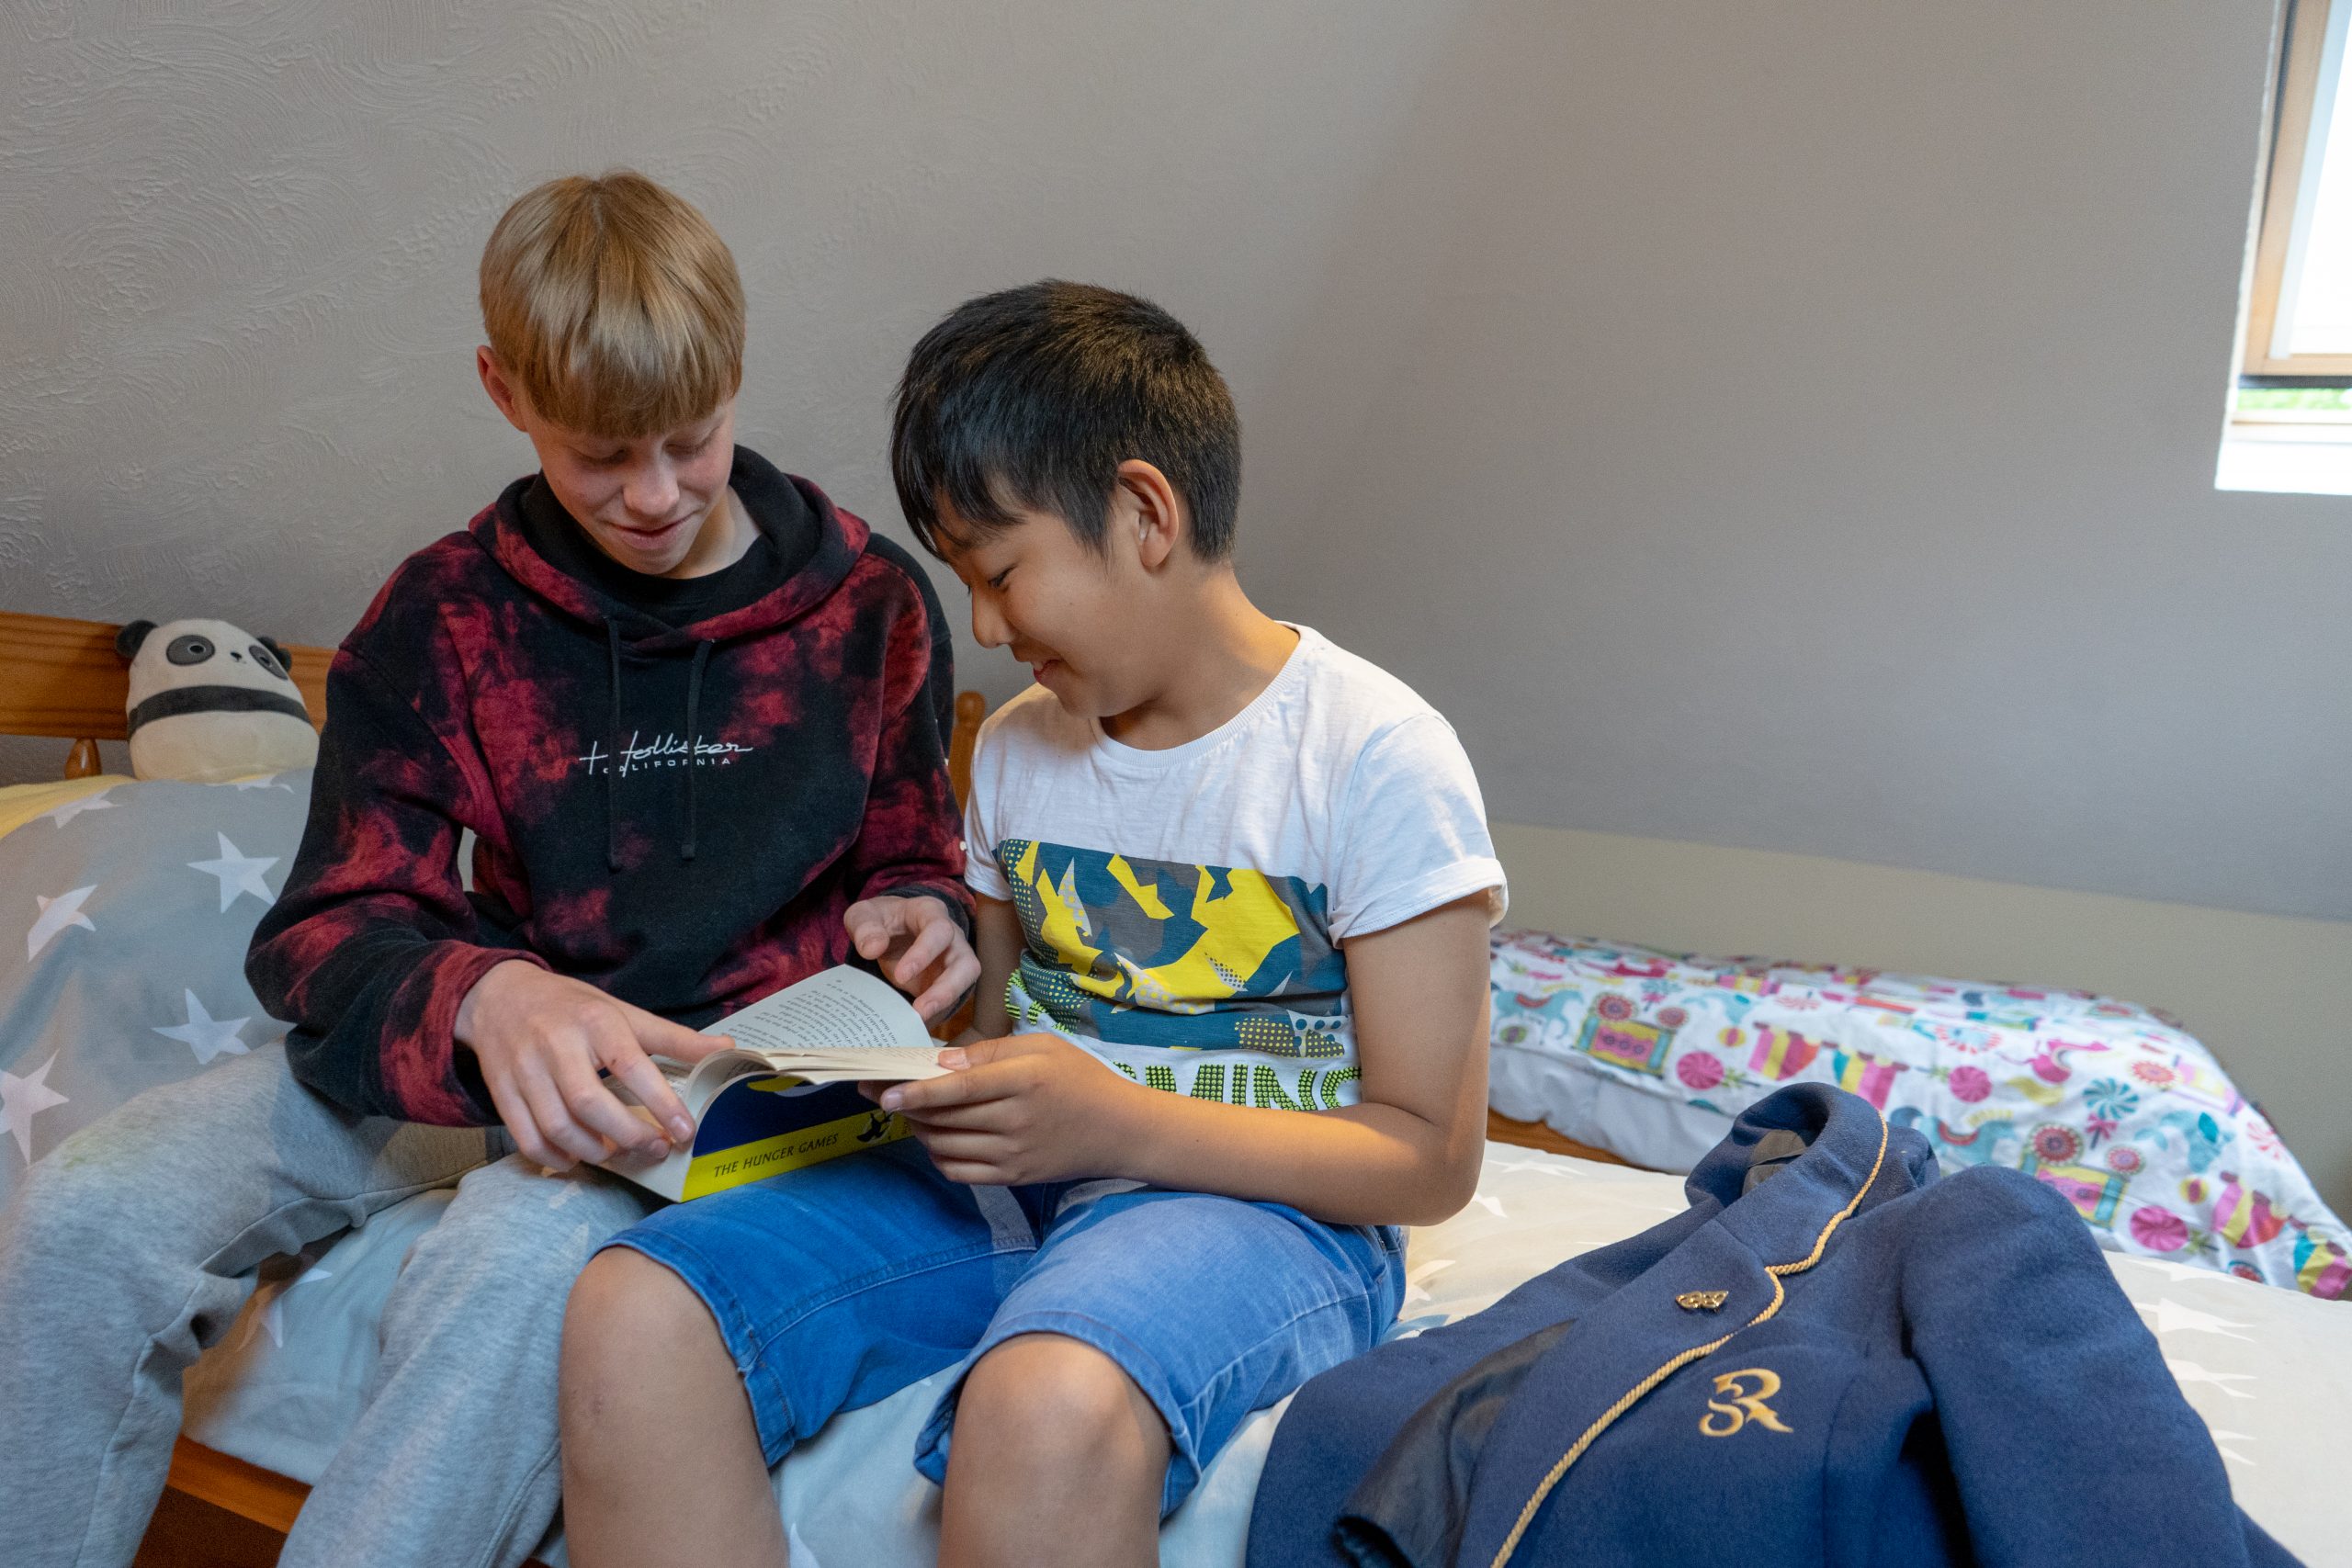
[{"xmin": 2244, "ymin": 0, "xmax": 2352, "ymax": 383}]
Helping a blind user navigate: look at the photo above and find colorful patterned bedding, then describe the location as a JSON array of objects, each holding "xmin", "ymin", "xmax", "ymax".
[{"xmin": 1489, "ymin": 931, "xmax": 2351, "ymax": 1300}]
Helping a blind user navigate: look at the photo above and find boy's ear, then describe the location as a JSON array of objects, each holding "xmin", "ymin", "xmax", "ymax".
[
  {"xmin": 115, "ymin": 619, "xmax": 156, "ymax": 660},
  {"xmin": 476, "ymin": 345, "xmax": 531, "ymax": 434},
  {"xmin": 1115, "ymin": 459, "xmax": 1184, "ymax": 571}
]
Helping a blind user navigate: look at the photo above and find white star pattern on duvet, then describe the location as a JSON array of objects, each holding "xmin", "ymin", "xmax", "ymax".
[
  {"xmin": 28, "ymin": 886, "xmax": 97, "ymax": 959},
  {"xmin": 2165, "ymin": 1358, "xmax": 2256, "ymax": 1398},
  {"xmin": 2207, "ymin": 1427, "xmax": 2259, "ymax": 1467},
  {"xmin": 153, "ymin": 990, "xmax": 252, "ymax": 1065},
  {"xmin": 2, "ymin": 1054, "xmax": 69, "ymax": 1164},
  {"xmin": 46, "ymin": 788, "xmax": 116, "ymax": 828},
  {"xmin": 2135, "ymin": 1296, "xmax": 2255, "ymax": 1342},
  {"xmin": 187, "ymin": 834, "xmax": 277, "ymax": 912}
]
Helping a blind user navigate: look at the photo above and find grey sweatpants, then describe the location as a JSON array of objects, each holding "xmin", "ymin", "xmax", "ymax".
[{"xmin": 0, "ymin": 1043, "xmax": 659, "ymax": 1568}]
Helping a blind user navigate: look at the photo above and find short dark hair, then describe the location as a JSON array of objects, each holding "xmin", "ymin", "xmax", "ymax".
[{"xmin": 890, "ymin": 281, "xmax": 1241, "ymax": 561}]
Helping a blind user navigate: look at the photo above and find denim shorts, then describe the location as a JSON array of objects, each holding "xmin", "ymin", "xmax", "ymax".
[{"xmin": 604, "ymin": 1139, "xmax": 1405, "ymax": 1514}]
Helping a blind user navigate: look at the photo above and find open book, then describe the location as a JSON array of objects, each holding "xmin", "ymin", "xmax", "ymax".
[{"xmin": 598, "ymin": 965, "xmax": 949, "ymax": 1201}]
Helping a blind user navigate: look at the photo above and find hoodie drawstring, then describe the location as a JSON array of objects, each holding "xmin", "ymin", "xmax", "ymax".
[
  {"xmin": 680, "ymin": 638, "xmax": 713, "ymax": 862},
  {"xmin": 604, "ymin": 620, "xmax": 625, "ymax": 873},
  {"xmin": 604, "ymin": 622, "xmax": 718, "ymax": 869}
]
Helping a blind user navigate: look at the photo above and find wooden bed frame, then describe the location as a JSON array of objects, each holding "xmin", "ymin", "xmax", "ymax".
[{"xmin": 0, "ymin": 608, "xmax": 1626, "ymax": 1561}]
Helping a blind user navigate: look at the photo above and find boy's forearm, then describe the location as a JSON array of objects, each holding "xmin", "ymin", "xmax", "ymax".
[{"xmin": 1109, "ymin": 1087, "xmax": 1482, "ymax": 1229}]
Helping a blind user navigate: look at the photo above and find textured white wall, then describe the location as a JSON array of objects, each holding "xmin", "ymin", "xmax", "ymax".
[
  {"xmin": 1249, "ymin": 0, "xmax": 2352, "ymax": 924},
  {"xmin": 0, "ymin": 0, "xmax": 1456, "ymax": 779}
]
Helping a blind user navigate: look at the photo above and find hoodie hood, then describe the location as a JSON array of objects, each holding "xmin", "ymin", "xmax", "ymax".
[{"xmin": 478, "ymin": 446, "xmax": 868, "ymax": 652}]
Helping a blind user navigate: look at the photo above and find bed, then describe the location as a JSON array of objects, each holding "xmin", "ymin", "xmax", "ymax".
[{"xmin": 0, "ymin": 609, "xmax": 2344, "ymax": 1567}]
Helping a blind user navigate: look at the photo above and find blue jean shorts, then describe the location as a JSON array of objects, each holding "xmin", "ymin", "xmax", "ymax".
[{"xmin": 604, "ymin": 1139, "xmax": 1405, "ymax": 1514}]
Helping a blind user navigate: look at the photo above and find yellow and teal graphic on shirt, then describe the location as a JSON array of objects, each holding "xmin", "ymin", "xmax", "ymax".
[{"xmin": 997, "ymin": 838, "xmax": 1363, "ymax": 1108}]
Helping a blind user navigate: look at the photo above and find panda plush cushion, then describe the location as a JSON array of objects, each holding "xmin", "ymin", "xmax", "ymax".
[{"xmin": 115, "ymin": 616, "xmax": 322, "ymax": 784}]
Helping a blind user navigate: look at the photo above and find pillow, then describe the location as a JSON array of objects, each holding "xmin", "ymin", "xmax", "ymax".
[
  {"xmin": 1490, "ymin": 931, "xmax": 2352, "ymax": 1299},
  {"xmin": 0, "ymin": 771, "xmax": 313, "ymax": 1206}
]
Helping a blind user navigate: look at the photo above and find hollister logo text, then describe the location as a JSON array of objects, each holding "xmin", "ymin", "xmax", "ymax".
[{"xmin": 575, "ymin": 731, "xmax": 757, "ymax": 777}]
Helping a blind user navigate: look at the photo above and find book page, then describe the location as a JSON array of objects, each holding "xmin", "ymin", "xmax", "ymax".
[
  {"xmin": 726, "ymin": 1046, "xmax": 945, "ymax": 1082},
  {"xmin": 712, "ymin": 964, "xmax": 935, "ymax": 1055}
]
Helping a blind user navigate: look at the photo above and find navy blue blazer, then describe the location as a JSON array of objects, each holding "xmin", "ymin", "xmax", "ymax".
[{"xmin": 1249, "ymin": 1084, "xmax": 2296, "ymax": 1568}]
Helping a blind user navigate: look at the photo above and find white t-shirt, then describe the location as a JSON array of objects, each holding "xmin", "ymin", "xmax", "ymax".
[{"xmin": 964, "ymin": 626, "xmax": 1506, "ymax": 1110}]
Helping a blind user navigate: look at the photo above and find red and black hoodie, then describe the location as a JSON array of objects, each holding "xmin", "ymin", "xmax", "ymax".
[{"xmin": 248, "ymin": 448, "xmax": 967, "ymax": 1125}]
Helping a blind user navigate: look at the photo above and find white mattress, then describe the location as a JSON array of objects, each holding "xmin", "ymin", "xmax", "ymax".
[{"xmin": 181, "ymin": 1145, "xmax": 2352, "ymax": 1566}]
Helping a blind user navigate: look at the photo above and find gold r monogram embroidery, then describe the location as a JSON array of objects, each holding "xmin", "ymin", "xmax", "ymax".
[{"xmin": 1699, "ymin": 1367, "xmax": 1792, "ymax": 1437}]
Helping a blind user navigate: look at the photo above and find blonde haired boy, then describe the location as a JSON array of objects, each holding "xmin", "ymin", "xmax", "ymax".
[{"xmin": 0, "ymin": 171, "xmax": 976, "ymax": 1568}]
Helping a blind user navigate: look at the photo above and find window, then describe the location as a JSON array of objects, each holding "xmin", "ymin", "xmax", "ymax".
[{"xmin": 2222, "ymin": 0, "xmax": 2352, "ymax": 493}]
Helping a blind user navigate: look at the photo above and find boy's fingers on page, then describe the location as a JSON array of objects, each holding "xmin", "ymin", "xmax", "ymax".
[
  {"xmin": 559, "ymin": 1024, "xmax": 673, "ymax": 1156},
  {"xmin": 938, "ymin": 1034, "xmax": 1034, "ymax": 1069},
  {"xmin": 888, "ymin": 914, "xmax": 953, "ymax": 983},
  {"xmin": 843, "ymin": 897, "xmax": 906, "ymax": 960},
  {"xmin": 485, "ymin": 1073, "xmax": 562, "ymax": 1171},
  {"xmin": 558, "ymin": 1063, "xmax": 665, "ymax": 1158},
  {"xmin": 910, "ymin": 946, "xmax": 981, "ymax": 1021},
  {"xmin": 892, "ymin": 1089, "xmax": 1014, "ymax": 1130},
  {"xmin": 598, "ymin": 1036, "xmax": 694, "ymax": 1146},
  {"xmin": 883, "ymin": 1068, "xmax": 1002, "ymax": 1115},
  {"xmin": 621, "ymin": 1002, "xmax": 730, "ymax": 1066},
  {"xmin": 516, "ymin": 1055, "xmax": 611, "ymax": 1167}
]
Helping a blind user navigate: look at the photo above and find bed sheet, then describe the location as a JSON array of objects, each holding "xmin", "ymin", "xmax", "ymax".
[
  {"xmin": 1491, "ymin": 932, "xmax": 2352, "ymax": 1299},
  {"xmin": 181, "ymin": 1145, "xmax": 2351, "ymax": 1566}
]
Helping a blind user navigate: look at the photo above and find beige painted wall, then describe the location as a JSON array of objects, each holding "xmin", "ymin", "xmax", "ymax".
[{"xmin": 1494, "ymin": 819, "xmax": 2352, "ymax": 1214}]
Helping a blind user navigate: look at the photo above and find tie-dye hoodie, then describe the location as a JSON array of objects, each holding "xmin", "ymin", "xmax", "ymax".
[{"xmin": 247, "ymin": 448, "xmax": 967, "ymax": 1125}]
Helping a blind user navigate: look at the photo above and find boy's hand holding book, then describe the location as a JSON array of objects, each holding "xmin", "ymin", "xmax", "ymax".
[
  {"xmin": 876, "ymin": 1033, "xmax": 1142, "ymax": 1186},
  {"xmin": 454, "ymin": 961, "xmax": 737, "ymax": 1171}
]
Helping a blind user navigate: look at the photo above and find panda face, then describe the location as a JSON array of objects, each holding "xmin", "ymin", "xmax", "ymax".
[
  {"xmin": 152, "ymin": 629, "xmax": 290, "ymax": 679},
  {"xmin": 120, "ymin": 616, "xmax": 307, "ymax": 708}
]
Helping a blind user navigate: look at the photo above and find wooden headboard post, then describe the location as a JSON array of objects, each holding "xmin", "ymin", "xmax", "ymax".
[{"xmin": 948, "ymin": 689, "xmax": 986, "ymax": 810}]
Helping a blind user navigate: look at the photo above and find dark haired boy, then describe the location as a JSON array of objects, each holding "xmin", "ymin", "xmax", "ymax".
[{"xmin": 558, "ymin": 281, "xmax": 1505, "ymax": 1568}]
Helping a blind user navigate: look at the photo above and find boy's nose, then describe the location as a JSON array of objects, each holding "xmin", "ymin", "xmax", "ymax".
[
  {"xmin": 625, "ymin": 462, "xmax": 679, "ymax": 520},
  {"xmin": 969, "ymin": 594, "xmax": 1011, "ymax": 649}
]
